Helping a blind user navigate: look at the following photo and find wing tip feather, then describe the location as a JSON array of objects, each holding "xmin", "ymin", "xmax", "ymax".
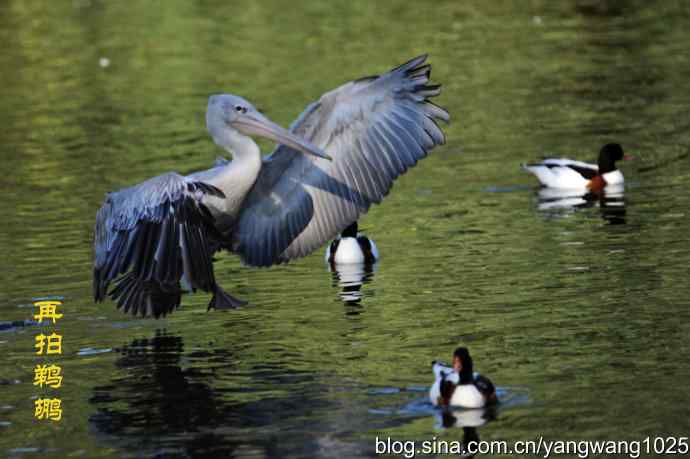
[{"xmin": 394, "ymin": 54, "xmax": 429, "ymax": 74}]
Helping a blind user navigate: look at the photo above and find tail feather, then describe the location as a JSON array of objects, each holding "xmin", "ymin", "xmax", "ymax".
[{"xmin": 109, "ymin": 273, "xmax": 182, "ymax": 318}]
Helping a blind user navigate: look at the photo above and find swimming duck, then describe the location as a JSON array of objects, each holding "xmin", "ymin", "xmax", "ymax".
[
  {"xmin": 522, "ymin": 143, "xmax": 631, "ymax": 191},
  {"xmin": 325, "ymin": 221, "xmax": 379, "ymax": 265},
  {"xmin": 430, "ymin": 347, "xmax": 497, "ymax": 409}
]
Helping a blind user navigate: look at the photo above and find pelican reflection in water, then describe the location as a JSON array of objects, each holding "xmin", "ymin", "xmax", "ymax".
[{"xmin": 93, "ymin": 55, "xmax": 448, "ymax": 317}]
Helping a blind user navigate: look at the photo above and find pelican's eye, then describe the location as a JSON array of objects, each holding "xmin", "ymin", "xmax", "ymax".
[{"xmin": 235, "ymin": 105, "xmax": 247, "ymax": 114}]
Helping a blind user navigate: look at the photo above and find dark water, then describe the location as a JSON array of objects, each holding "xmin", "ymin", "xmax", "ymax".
[{"xmin": 1, "ymin": 1, "xmax": 690, "ymax": 458}]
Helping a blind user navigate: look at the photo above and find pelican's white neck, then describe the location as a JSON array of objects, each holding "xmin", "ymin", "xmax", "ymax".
[
  {"xmin": 203, "ymin": 128, "xmax": 263, "ymax": 225},
  {"xmin": 213, "ymin": 128, "xmax": 262, "ymax": 164}
]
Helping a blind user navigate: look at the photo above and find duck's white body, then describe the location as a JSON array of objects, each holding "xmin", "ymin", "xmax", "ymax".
[
  {"xmin": 430, "ymin": 379, "xmax": 486, "ymax": 409},
  {"xmin": 523, "ymin": 158, "xmax": 624, "ymax": 190},
  {"xmin": 430, "ymin": 362, "xmax": 489, "ymax": 409},
  {"xmin": 325, "ymin": 235, "xmax": 379, "ymax": 264}
]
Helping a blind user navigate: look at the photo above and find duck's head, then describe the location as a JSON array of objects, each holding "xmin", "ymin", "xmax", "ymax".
[
  {"xmin": 598, "ymin": 143, "xmax": 633, "ymax": 173},
  {"xmin": 453, "ymin": 347, "xmax": 474, "ymax": 382},
  {"xmin": 341, "ymin": 221, "xmax": 359, "ymax": 239}
]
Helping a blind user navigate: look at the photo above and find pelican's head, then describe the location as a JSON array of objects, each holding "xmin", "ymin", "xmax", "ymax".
[{"xmin": 206, "ymin": 94, "xmax": 331, "ymax": 160}]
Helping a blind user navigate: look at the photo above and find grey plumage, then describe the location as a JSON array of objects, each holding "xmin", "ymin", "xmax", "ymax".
[
  {"xmin": 234, "ymin": 55, "xmax": 448, "ymax": 266},
  {"xmin": 93, "ymin": 173, "xmax": 234, "ymax": 318},
  {"xmin": 93, "ymin": 55, "xmax": 449, "ymax": 318}
]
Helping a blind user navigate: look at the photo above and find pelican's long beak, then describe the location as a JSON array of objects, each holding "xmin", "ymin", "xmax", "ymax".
[{"xmin": 233, "ymin": 112, "xmax": 332, "ymax": 161}]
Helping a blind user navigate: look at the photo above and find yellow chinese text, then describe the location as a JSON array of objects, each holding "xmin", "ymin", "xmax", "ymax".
[
  {"xmin": 34, "ymin": 398, "xmax": 62, "ymax": 421},
  {"xmin": 33, "ymin": 300, "xmax": 64, "ymax": 324},
  {"xmin": 35, "ymin": 333, "xmax": 63, "ymax": 355},
  {"xmin": 33, "ymin": 364, "xmax": 63, "ymax": 389}
]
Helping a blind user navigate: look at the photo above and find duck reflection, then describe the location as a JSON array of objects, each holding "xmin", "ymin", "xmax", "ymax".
[
  {"xmin": 597, "ymin": 189, "xmax": 626, "ymax": 225},
  {"xmin": 534, "ymin": 185, "xmax": 626, "ymax": 224},
  {"xmin": 328, "ymin": 261, "xmax": 377, "ymax": 306},
  {"xmin": 435, "ymin": 407, "xmax": 497, "ymax": 458}
]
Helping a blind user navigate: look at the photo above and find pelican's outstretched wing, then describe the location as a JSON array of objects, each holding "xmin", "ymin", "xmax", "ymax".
[
  {"xmin": 233, "ymin": 55, "xmax": 449, "ymax": 267},
  {"xmin": 93, "ymin": 172, "xmax": 231, "ymax": 318}
]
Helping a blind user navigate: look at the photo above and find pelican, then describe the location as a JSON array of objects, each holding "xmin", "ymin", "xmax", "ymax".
[{"xmin": 93, "ymin": 55, "xmax": 449, "ymax": 318}]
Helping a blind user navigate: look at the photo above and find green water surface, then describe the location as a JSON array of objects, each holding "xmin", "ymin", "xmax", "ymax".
[{"xmin": 1, "ymin": 1, "xmax": 689, "ymax": 458}]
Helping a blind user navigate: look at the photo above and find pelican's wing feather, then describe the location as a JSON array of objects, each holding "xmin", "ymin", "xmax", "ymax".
[
  {"xmin": 93, "ymin": 172, "xmax": 224, "ymax": 317},
  {"xmin": 233, "ymin": 55, "xmax": 449, "ymax": 267}
]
